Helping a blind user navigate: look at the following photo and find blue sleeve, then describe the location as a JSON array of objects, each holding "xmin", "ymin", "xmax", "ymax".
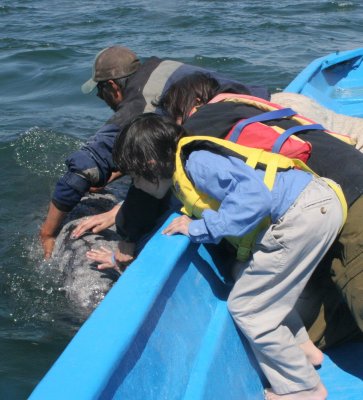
[
  {"xmin": 186, "ymin": 151, "xmax": 272, "ymax": 243},
  {"xmin": 52, "ymin": 123, "xmax": 119, "ymax": 211}
]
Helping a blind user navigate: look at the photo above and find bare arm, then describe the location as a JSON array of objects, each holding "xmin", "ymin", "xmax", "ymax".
[{"xmin": 39, "ymin": 202, "xmax": 67, "ymax": 259}]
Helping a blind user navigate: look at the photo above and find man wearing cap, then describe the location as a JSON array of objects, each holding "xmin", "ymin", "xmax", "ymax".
[{"xmin": 39, "ymin": 45, "xmax": 269, "ymax": 258}]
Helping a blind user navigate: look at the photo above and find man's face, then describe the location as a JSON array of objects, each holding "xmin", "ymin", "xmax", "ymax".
[{"xmin": 97, "ymin": 81, "xmax": 121, "ymax": 111}]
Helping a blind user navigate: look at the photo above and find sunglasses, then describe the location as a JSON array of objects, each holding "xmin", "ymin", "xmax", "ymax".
[{"xmin": 96, "ymin": 81, "xmax": 109, "ymax": 99}]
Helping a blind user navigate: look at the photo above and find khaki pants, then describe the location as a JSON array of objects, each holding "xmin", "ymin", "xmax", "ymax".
[{"xmin": 228, "ymin": 178, "xmax": 343, "ymax": 394}]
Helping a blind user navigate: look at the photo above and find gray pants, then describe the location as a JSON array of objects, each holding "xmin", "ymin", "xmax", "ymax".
[{"xmin": 228, "ymin": 177, "xmax": 343, "ymax": 394}]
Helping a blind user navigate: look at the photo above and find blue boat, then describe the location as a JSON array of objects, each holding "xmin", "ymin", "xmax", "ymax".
[
  {"xmin": 285, "ymin": 48, "xmax": 363, "ymax": 118},
  {"xmin": 30, "ymin": 50, "xmax": 363, "ymax": 400}
]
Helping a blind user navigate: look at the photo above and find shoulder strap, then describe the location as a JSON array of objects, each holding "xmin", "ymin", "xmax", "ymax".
[
  {"xmin": 229, "ymin": 108, "xmax": 297, "ymax": 142},
  {"xmin": 271, "ymin": 124, "xmax": 324, "ymax": 153}
]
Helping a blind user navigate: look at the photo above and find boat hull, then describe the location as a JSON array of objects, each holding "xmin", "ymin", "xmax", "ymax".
[
  {"xmin": 285, "ymin": 48, "xmax": 363, "ymax": 117},
  {"xmin": 30, "ymin": 217, "xmax": 265, "ymax": 399},
  {"xmin": 30, "ymin": 50, "xmax": 363, "ymax": 399}
]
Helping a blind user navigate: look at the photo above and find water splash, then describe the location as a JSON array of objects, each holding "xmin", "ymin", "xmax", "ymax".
[{"xmin": 13, "ymin": 126, "xmax": 83, "ymax": 178}]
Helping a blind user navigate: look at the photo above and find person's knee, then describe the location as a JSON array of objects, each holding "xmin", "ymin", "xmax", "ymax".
[
  {"xmin": 227, "ymin": 293, "xmax": 257, "ymax": 337},
  {"xmin": 227, "ymin": 292, "xmax": 247, "ymax": 321}
]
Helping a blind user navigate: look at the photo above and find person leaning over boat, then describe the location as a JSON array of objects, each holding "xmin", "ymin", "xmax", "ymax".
[
  {"xmin": 74, "ymin": 72, "xmax": 363, "ymax": 262},
  {"xmin": 157, "ymin": 72, "xmax": 363, "ymax": 349},
  {"xmin": 39, "ymin": 45, "xmax": 269, "ymax": 259},
  {"xmin": 87, "ymin": 72, "xmax": 363, "ymax": 351},
  {"xmin": 100, "ymin": 112, "xmax": 344, "ymax": 400}
]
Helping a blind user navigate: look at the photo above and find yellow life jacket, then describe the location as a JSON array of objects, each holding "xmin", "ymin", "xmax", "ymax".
[{"xmin": 173, "ymin": 136, "xmax": 347, "ymax": 262}]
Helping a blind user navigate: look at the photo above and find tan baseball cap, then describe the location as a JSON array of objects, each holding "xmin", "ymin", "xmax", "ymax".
[{"xmin": 81, "ymin": 46, "xmax": 140, "ymax": 94}]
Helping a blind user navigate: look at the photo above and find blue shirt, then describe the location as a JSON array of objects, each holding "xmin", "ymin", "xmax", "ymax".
[{"xmin": 186, "ymin": 150, "xmax": 312, "ymax": 244}]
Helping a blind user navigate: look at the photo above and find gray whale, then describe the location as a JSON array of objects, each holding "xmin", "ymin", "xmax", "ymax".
[{"xmin": 51, "ymin": 178, "xmax": 130, "ymax": 313}]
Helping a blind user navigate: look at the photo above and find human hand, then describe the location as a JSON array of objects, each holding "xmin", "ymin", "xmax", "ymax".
[
  {"xmin": 40, "ymin": 202, "xmax": 67, "ymax": 259},
  {"xmin": 86, "ymin": 246, "xmax": 122, "ymax": 273},
  {"xmin": 86, "ymin": 240, "xmax": 136, "ymax": 273},
  {"xmin": 162, "ymin": 215, "xmax": 192, "ymax": 237},
  {"xmin": 71, "ymin": 204, "xmax": 121, "ymax": 239},
  {"xmin": 40, "ymin": 232, "xmax": 56, "ymax": 260}
]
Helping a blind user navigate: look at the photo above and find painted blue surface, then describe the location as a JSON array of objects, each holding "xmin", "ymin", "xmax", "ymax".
[
  {"xmin": 30, "ymin": 50, "xmax": 363, "ymax": 398},
  {"xmin": 30, "ymin": 215, "xmax": 265, "ymax": 400},
  {"xmin": 29, "ymin": 214, "xmax": 363, "ymax": 399},
  {"xmin": 285, "ymin": 48, "xmax": 363, "ymax": 117},
  {"xmin": 319, "ymin": 342, "xmax": 363, "ymax": 400}
]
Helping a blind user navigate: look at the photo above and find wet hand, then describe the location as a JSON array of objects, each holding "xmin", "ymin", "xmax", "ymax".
[
  {"xmin": 162, "ymin": 215, "xmax": 191, "ymax": 237},
  {"xmin": 39, "ymin": 202, "xmax": 67, "ymax": 259},
  {"xmin": 40, "ymin": 234, "xmax": 55, "ymax": 260}
]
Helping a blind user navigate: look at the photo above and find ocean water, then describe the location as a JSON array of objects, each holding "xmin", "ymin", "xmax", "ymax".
[{"xmin": 0, "ymin": 0, "xmax": 362, "ymax": 398}]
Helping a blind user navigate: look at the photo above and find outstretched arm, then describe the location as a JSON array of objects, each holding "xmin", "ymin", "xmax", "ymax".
[
  {"xmin": 39, "ymin": 122, "xmax": 122, "ymax": 258},
  {"xmin": 39, "ymin": 202, "xmax": 67, "ymax": 259}
]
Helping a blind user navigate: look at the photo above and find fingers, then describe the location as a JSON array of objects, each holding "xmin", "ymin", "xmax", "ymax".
[
  {"xmin": 72, "ymin": 216, "xmax": 103, "ymax": 238},
  {"xmin": 162, "ymin": 215, "xmax": 191, "ymax": 236},
  {"xmin": 86, "ymin": 247, "xmax": 126, "ymax": 274},
  {"xmin": 117, "ymin": 253, "xmax": 134, "ymax": 264},
  {"xmin": 86, "ymin": 248, "xmax": 112, "ymax": 265},
  {"xmin": 162, "ymin": 222, "xmax": 180, "ymax": 236},
  {"xmin": 86, "ymin": 248, "xmax": 109, "ymax": 258},
  {"xmin": 91, "ymin": 223, "xmax": 107, "ymax": 234},
  {"xmin": 72, "ymin": 210, "xmax": 117, "ymax": 239},
  {"xmin": 97, "ymin": 262, "xmax": 111, "ymax": 270},
  {"xmin": 41, "ymin": 236, "xmax": 55, "ymax": 259},
  {"xmin": 91, "ymin": 213, "xmax": 115, "ymax": 233},
  {"xmin": 72, "ymin": 217, "xmax": 94, "ymax": 238},
  {"xmin": 100, "ymin": 246, "xmax": 112, "ymax": 254}
]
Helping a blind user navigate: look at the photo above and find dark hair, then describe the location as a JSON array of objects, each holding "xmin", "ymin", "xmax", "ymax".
[
  {"xmin": 113, "ymin": 113, "xmax": 185, "ymax": 182},
  {"xmin": 155, "ymin": 72, "xmax": 220, "ymax": 123}
]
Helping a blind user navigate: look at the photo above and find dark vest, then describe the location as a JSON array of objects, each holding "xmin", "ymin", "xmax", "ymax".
[{"xmin": 108, "ymin": 57, "xmax": 270, "ymax": 128}]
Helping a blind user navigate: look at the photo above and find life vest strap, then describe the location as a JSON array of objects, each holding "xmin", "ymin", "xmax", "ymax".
[
  {"xmin": 245, "ymin": 148, "xmax": 264, "ymax": 169},
  {"xmin": 272, "ymin": 124, "xmax": 325, "ymax": 154},
  {"xmin": 264, "ymin": 157, "xmax": 280, "ymax": 190},
  {"xmin": 229, "ymin": 108, "xmax": 296, "ymax": 143}
]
